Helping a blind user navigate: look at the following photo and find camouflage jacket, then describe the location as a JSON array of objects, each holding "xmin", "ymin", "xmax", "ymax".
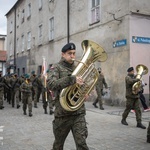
[
  {"xmin": 125, "ymin": 74, "xmax": 139, "ymax": 99},
  {"xmin": 47, "ymin": 58, "xmax": 86, "ymax": 117},
  {"xmin": 20, "ymin": 80, "xmax": 32, "ymax": 95},
  {"xmin": 95, "ymin": 73, "xmax": 108, "ymax": 92}
]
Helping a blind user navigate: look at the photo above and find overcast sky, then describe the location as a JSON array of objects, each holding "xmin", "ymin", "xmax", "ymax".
[{"xmin": 0, "ymin": 0, "xmax": 18, "ymax": 35}]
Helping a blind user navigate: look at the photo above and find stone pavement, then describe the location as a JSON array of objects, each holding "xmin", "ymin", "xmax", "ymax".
[{"xmin": 0, "ymin": 100, "xmax": 150, "ymax": 150}]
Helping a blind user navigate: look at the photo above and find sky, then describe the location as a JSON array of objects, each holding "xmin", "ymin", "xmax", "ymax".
[{"xmin": 0, "ymin": 0, "xmax": 18, "ymax": 35}]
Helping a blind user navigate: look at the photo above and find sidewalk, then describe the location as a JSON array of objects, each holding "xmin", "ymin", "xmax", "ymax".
[{"xmin": 0, "ymin": 100, "xmax": 150, "ymax": 150}]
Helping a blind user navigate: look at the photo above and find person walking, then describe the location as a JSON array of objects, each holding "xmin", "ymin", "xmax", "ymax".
[
  {"xmin": 121, "ymin": 67, "xmax": 146, "ymax": 129},
  {"xmin": 47, "ymin": 42, "xmax": 89, "ymax": 150},
  {"xmin": 93, "ymin": 67, "xmax": 108, "ymax": 110},
  {"xmin": 20, "ymin": 74, "xmax": 33, "ymax": 117}
]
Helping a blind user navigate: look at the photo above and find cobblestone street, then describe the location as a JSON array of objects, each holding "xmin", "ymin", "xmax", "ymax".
[{"xmin": 0, "ymin": 100, "xmax": 150, "ymax": 150}]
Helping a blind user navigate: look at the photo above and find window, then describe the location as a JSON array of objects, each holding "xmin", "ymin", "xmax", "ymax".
[
  {"xmin": 22, "ymin": 67, "xmax": 25, "ymax": 74},
  {"xmin": 17, "ymin": 14, "xmax": 19, "ymax": 28},
  {"xmin": 21, "ymin": 34, "xmax": 25, "ymax": 51},
  {"xmin": 91, "ymin": 0, "xmax": 100, "ymax": 24},
  {"xmin": 10, "ymin": 42, "xmax": 13, "ymax": 56},
  {"xmin": 27, "ymin": 3, "xmax": 31, "ymax": 19},
  {"xmin": 27, "ymin": 31, "xmax": 31, "ymax": 50},
  {"xmin": 10, "ymin": 21, "xmax": 13, "ymax": 33},
  {"xmin": 17, "ymin": 68, "xmax": 20, "ymax": 76},
  {"xmin": 39, "ymin": 0, "xmax": 43, "ymax": 10},
  {"xmin": 22, "ymin": 9, "xmax": 25, "ymax": 23},
  {"xmin": 49, "ymin": 17, "xmax": 54, "ymax": 41},
  {"xmin": 16, "ymin": 38, "xmax": 19, "ymax": 54},
  {"xmin": 38, "ymin": 24, "xmax": 43, "ymax": 45}
]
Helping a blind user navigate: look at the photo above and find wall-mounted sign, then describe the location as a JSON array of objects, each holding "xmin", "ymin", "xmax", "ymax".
[
  {"xmin": 113, "ymin": 39, "xmax": 127, "ymax": 48},
  {"xmin": 132, "ymin": 36, "xmax": 150, "ymax": 44}
]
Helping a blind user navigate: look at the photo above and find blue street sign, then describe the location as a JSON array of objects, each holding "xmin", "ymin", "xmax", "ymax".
[
  {"xmin": 113, "ymin": 39, "xmax": 127, "ymax": 48},
  {"xmin": 132, "ymin": 36, "xmax": 150, "ymax": 44}
]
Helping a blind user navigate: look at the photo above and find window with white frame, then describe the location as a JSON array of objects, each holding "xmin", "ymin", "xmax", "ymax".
[
  {"xmin": 49, "ymin": 17, "xmax": 54, "ymax": 41},
  {"xmin": 91, "ymin": 0, "xmax": 100, "ymax": 24},
  {"xmin": 38, "ymin": 24, "xmax": 43, "ymax": 45},
  {"xmin": 27, "ymin": 3, "xmax": 31, "ymax": 19},
  {"xmin": 39, "ymin": 0, "xmax": 43, "ymax": 10},
  {"xmin": 22, "ymin": 9, "xmax": 25, "ymax": 23},
  {"xmin": 10, "ymin": 21, "xmax": 13, "ymax": 33},
  {"xmin": 16, "ymin": 38, "xmax": 19, "ymax": 54},
  {"xmin": 10, "ymin": 42, "xmax": 13, "ymax": 56},
  {"xmin": 27, "ymin": 31, "xmax": 31, "ymax": 50},
  {"xmin": 17, "ymin": 13, "xmax": 19, "ymax": 28},
  {"xmin": 21, "ymin": 34, "xmax": 25, "ymax": 51}
]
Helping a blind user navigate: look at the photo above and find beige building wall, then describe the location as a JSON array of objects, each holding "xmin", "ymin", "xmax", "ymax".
[{"xmin": 6, "ymin": 0, "xmax": 150, "ymax": 106}]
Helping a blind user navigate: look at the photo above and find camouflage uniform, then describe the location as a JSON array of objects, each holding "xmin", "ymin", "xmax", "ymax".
[
  {"xmin": 0, "ymin": 75, "xmax": 5, "ymax": 109},
  {"xmin": 47, "ymin": 58, "xmax": 89, "ymax": 150},
  {"xmin": 121, "ymin": 73, "xmax": 145, "ymax": 128},
  {"xmin": 0, "ymin": 74, "xmax": 11, "ymax": 109},
  {"xmin": 30, "ymin": 74, "xmax": 38, "ymax": 108},
  {"xmin": 20, "ymin": 77, "xmax": 33, "ymax": 117},
  {"xmin": 93, "ymin": 72, "xmax": 108, "ymax": 109},
  {"xmin": 10, "ymin": 74, "xmax": 20, "ymax": 108}
]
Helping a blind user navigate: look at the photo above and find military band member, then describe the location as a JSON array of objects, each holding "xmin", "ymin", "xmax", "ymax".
[
  {"xmin": 47, "ymin": 43, "xmax": 89, "ymax": 150},
  {"xmin": 20, "ymin": 74, "xmax": 33, "ymax": 117},
  {"xmin": 121, "ymin": 67, "xmax": 146, "ymax": 129}
]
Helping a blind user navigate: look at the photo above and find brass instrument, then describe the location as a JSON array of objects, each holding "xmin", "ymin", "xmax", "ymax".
[
  {"xmin": 132, "ymin": 64, "xmax": 148, "ymax": 94},
  {"xmin": 60, "ymin": 40, "xmax": 107, "ymax": 111}
]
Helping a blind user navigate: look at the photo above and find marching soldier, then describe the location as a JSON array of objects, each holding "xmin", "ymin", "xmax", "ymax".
[
  {"xmin": 30, "ymin": 71, "xmax": 38, "ymax": 108},
  {"xmin": 93, "ymin": 67, "xmax": 108, "ymax": 110},
  {"xmin": 121, "ymin": 67, "xmax": 146, "ymax": 129},
  {"xmin": 47, "ymin": 43, "xmax": 89, "ymax": 150},
  {"xmin": 20, "ymin": 74, "xmax": 33, "ymax": 117},
  {"xmin": 10, "ymin": 73, "xmax": 21, "ymax": 108},
  {"xmin": 0, "ymin": 72, "xmax": 11, "ymax": 109}
]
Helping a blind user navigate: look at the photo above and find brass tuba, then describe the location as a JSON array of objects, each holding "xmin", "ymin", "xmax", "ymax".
[
  {"xmin": 60, "ymin": 40, "xmax": 107, "ymax": 111},
  {"xmin": 132, "ymin": 64, "xmax": 148, "ymax": 94}
]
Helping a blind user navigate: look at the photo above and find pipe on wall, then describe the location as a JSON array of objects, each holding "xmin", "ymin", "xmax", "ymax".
[{"xmin": 67, "ymin": 0, "xmax": 70, "ymax": 43}]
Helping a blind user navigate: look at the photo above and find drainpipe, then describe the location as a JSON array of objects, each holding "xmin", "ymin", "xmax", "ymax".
[
  {"xmin": 67, "ymin": 0, "xmax": 70, "ymax": 43},
  {"xmin": 14, "ymin": 6, "xmax": 16, "ymax": 73}
]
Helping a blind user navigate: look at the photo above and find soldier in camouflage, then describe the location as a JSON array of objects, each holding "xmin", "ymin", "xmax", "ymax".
[
  {"xmin": 20, "ymin": 74, "xmax": 33, "ymax": 117},
  {"xmin": 93, "ymin": 67, "xmax": 108, "ymax": 110},
  {"xmin": 0, "ymin": 72, "xmax": 11, "ymax": 109},
  {"xmin": 121, "ymin": 67, "xmax": 146, "ymax": 129},
  {"xmin": 47, "ymin": 43, "xmax": 89, "ymax": 150},
  {"xmin": 30, "ymin": 71, "xmax": 38, "ymax": 108}
]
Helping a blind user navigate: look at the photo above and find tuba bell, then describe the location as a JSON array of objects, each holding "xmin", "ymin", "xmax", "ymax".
[
  {"xmin": 60, "ymin": 40, "xmax": 107, "ymax": 111},
  {"xmin": 132, "ymin": 64, "xmax": 148, "ymax": 94}
]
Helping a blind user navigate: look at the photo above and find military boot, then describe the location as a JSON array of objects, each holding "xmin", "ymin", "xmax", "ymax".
[
  {"xmin": 29, "ymin": 112, "xmax": 33, "ymax": 117},
  {"xmin": 23, "ymin": 110, "xmax": 27, "ymax": 115},
  {"xmin": 50, "ymin": 109, "xmax": 54, "ymax": 115},
  {"xmin": 147, "ymin": 122, "xmax": 150, "ymax": 143},
  {"xmin": 137, "ymin": 123, "xmax": 146, "ymax": 129},
  {"xmin": 121, "ymin": 119, "xmax": 128, "ymax": 125},
  {"xmin": 0, "ymin": 106, "xmax": 4, "ymax": 109},
  {"xmin": 100, "ymin": 106, "xmax": 104, "ymax": 110},
  {"xmin": 44, "ymin": 108, "xmax": 48, "ymax": 114}
]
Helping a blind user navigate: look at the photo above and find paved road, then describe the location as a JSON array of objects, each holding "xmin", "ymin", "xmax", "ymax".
[{"xmin": 0, "ymin": 100, "xmax": 150, "ymax": 150}]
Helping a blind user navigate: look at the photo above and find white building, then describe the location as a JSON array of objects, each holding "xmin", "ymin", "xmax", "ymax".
[{"xmin": 6, "ymin": 0, "xmax": 150, "ymax": 106}]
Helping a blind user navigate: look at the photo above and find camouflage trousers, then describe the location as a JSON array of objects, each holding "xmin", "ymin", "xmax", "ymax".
[
  {"xmin": 94, "ymin": 89, "xmax": 103, "ymax": 107},
  {"xmin": 22, "ymin": 94, "xmax": 32, "ymax": 113},
  {"xmin": 52, "ymin": 114, "xmax": 89, "ymax": 150},
  {"xmin": 122, "ymin": 98, "xmax": 142, "ymax": 123},
  {"xmin": 0, "ymin": 89, "xmax": 4, "ymax": 107}
]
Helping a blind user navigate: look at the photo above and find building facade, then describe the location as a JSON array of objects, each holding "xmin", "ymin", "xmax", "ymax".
[
  {"xmin": 0, "ymin": 34, "xmax": 7, "ymax": 75},
  {"xmin": 6, "ymin": 0, "xmax": 150, "ymax": 106}
]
